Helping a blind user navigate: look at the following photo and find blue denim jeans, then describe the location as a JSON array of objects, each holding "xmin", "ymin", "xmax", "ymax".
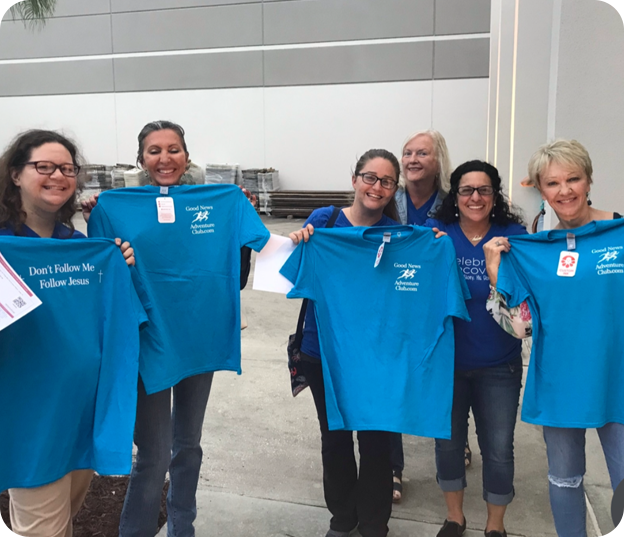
[
  {"xmin": 543, "ymin": 422, "xmax": 624, "ymax": 537},
  {"xmin": 119, "ymin": 372, "xmax": 214, "ymax": 537},
  {"xmin": 435, "ymin": 357, "xmax": 522, "ymax": 505}
]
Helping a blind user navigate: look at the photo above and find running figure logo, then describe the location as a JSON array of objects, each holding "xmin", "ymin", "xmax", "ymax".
[
  {"xmin": 193, "ymin": 211, "xmax": 209, "ymax": 222},
  {"xmin": 397, "ymin": 269, "xmax": 417, "ymax": 280},
  {"xmin": 597, "ymin": 251, "xmax": 618, "ymax": 263}
]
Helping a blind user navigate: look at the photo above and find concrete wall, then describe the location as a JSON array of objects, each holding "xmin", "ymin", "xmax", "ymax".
[
  {"xmin": 0, "ymin": 0, "xmax": 491, "ymax": 191},
  {"xmin": 488, "ymin": 0, "xmax": 624, "ymax": 225}
]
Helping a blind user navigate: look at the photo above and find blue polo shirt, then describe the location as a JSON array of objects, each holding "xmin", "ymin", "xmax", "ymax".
[
  {"xmin": 426, "ymin": 219, "xmax": 526, "ymax": 369},
  {"xmin": 497, "ymin": 219, "xmax": 624, "ymax": 427},
  {"xmin": 88, "ymin": 184, "xmax": 270, "ymax": 394}
]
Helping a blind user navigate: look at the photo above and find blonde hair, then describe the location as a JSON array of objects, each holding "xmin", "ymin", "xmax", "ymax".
[
  {"xmin": 528, "ymin": 139, "xmax": 593, "ymax": 189},
  {"xmin": 400, "ymin": 129, "xmax": 452, "ymax": 193}
]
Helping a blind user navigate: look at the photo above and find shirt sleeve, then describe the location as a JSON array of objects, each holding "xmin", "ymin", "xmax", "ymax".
[
  {"xmin": 496, "ymin": 250, "xmax": 530, "ymax": 308},
  {"xmin": 239, "ymin": 191, "xmax": 270, "ymax": 252},
  {"xmin": 279, "ymin": 240, "xmax": 315, "ymax": 301},
  {"xmin": 87, "ymin": 200, "xmax": 115, "ymax": 239}
]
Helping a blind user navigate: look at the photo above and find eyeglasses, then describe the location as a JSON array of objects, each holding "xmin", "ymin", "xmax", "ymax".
[
  {"xmin": 357, "ymin": 172, "xmax": 397, "ymax": 190},
  {"xmin": 456, "ymin": 186, "xmax": 494, "ymax": 196},
  {"xmin": 21, "ymin": 161, "xmax": 80, "ymax": 177}
]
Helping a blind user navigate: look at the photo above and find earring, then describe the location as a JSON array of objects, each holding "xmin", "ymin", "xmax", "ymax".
[
  {"xmin": 143, "ymin": 169, "xmax": 149, "ymax": 177},
  {"xmin": 454, "ymin": 202, "xmax": 459, "ymax": 217},
  {"xmin": 586, "ymin": 192, "xmax": 592, "ymax": 206}
]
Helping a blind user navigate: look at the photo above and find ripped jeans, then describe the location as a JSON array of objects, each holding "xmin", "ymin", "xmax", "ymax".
[{"xmin": 542, "ymin": 423, "xmax": 623, "ymax": 537}]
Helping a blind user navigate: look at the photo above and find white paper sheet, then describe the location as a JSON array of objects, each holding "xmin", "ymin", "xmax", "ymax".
[
  {"xmin": 0, "ymin": 251, "xmax": 42, "ymax": 332},
  {"xmin": 253, "ymin": 234, "xmax": 296, "ymax": 294}
]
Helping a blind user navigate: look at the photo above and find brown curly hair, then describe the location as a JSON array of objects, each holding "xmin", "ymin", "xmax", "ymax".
[{"xmin": 0, "ymin": 130, "xmax": 85, "ymax": 236}]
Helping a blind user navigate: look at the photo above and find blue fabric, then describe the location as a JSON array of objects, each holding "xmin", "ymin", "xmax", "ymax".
[
  {"xmin": 88, "ymin": 184, "xmax": 270, "ymax": 394},
  {"xmin": 426, "ymin": 219, "xmax": 526, "ymax": 370},
  {"xmin": 0, "ymin": 237, "xmax": 147, "ymax": 491},
  {"xmin": 434, "ymin": 357, "xmax": 522, "ymax": 505},
  {"xmin": 0, "ymin": 222, "xmax": 86, "ymax": 239},
  {"xmin": 543, "ymin": 423, "xmax": 623, "ymax": 537},
  {"xmin": 300, "ymin": 206, "xmax": 399, "ymax": 359},
  {"xmin": 407, "ymin": 190, "xmax": 438, "ymax": 226},
  {"xmin": 281, "ymin": 224, "xmax": 470, "ymax": 438},
  {"xmin": 497, "ymin": 218, "xmax": 624, "ymax": 427}
]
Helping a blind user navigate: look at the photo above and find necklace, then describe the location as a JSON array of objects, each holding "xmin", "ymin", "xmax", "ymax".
[{"xmin": 460, "ymin": 222, "xmax": 489, "ymax": 243}]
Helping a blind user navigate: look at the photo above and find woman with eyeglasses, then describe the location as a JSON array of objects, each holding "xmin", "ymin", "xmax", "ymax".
[
  {"xmin": 425, "ymin": 160, "xmax": 526, "ymax": 537},
  {"xmin": 0, "ymin": 129, "xmax": 134, "ymax": 537},
  {"xmin": 288, "ymin": 149, "xmax": 401, "ymax": 537}
]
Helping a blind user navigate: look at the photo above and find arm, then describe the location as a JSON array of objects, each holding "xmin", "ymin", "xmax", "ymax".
[
  {"xmin": 240, "ymin": 246, "xmax": 252, "ymax": 290},
  {"xmin": 486, "ymin": 285, "xmax": 532, "ymax": 339},
  {"xmin": 483, "ymin": 236, "xmax": 531, "ymax": 338}
]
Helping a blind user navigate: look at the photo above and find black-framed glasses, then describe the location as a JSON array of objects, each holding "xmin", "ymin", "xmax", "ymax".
[
  {"xmin": 456, "ymin": 186, "xmax": 494, "ymax": 196},
  {"xmin": 357, "ymin": 172, "xmax": 397, "ymax": 190},
  {"xmin": 21, "ymin": 161, "xmax": 80, "ymax": 177}
]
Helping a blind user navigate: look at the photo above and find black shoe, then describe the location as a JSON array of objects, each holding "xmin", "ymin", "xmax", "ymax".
[
  {"xmin": 484, "ymin": 529, "xmax": 507, "ymax": 537},
  {"xmin": 437, "ymin": 518, "xmax": 467, "ymax": 537}
]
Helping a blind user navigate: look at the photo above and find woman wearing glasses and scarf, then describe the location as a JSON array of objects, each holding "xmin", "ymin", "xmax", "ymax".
[{"xmin": 424, "ymin": 160, "xmax": 526, "ymax": 537}]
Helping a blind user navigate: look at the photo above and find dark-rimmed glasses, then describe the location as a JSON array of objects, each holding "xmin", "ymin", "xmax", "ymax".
[
  {"xmin": 21, "ymin": 161, "xmax": 80, "ymax": 177},
  {"xmin": 456, "ymin": 186, "xmax": 494, "ymax": 196},
  {"xmin": 357, "ymin": 172, "xmax": 397, "ymax": 190}
]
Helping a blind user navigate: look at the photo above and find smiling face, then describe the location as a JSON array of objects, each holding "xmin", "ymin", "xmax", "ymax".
[
  {"xmin": 140, "ymin": 129, "xmax": 189, "ymax": 186},
  {"xmin": 352, "ymin": 157, "xmax": 398, "ymax": 213},
  {"xmin": 456, "ymin": 171, "xmax": 495, "ymax": 225},
  {"xmin": 538, "ymin": 161, "xmax": 591, "ymax": 223},
  {"xmin": 401, "ymin": 134, "xmax": 439, "ymax": 185},
  {"xmin": 12, "ymin": 142, "xmax": 77, "ymax": 216}
]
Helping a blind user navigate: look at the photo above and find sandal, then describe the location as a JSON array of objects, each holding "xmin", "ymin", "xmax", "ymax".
[
  {"xmin": 392, "ymin": 471, "xmax": 403, "ymax": 503},
  {"xmin": 464, "ymin": 443, "xmax": 472, "ymax": 468}
]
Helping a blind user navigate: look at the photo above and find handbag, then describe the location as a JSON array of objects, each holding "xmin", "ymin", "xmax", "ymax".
[{"xmin": 287, "ymin": 207, "xmax": 341, "ymax": 397}]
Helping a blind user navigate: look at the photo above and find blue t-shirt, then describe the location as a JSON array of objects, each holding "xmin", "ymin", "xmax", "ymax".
[
  {"xmin": 426, "ymin": 219, "xmax": 526, "ymax": 369},
  {"xmin": 281, "ymin": 225, "xmax": 470, "ymax": 438},
  {"xmin": 0, "ymin": 237, "xmax": 147, "ymax": 491},
  {"xmin": 300, "ymin": 206, "xmax": 399, "ymax": 358},
  {"xmin": 0, "ymin": 222, "xmax": 86, "ymax": 239},
  {"xmin": 497, "ymin": 218, "xmax": 624, "ymax": 427},
  {"xmin": 88, "ymin": 184, "xmax": 270, "ymax": 394},
  {"xmin": 407, "ymin": 190, "xmax": 438, "ymax": 226}
]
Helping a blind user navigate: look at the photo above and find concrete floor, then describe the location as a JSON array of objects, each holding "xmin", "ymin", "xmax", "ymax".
[{"xmin": 75, "ymin": 213, "xmax": 617, "ymax": 537}]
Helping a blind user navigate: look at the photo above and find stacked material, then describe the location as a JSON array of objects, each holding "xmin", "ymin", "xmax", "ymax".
[
  {"xmin": 242, "ymin": 168, "xmax": 280, "ymax": 214},
  {"xmin": 78, "ymin": 164, "xmax": 133, "ymax": 203},
  {"xmin": 205, "ymin": 164, "xmax": 240, "ymax": 185},
  {"xmin": 264, "ymin": 191, "xmax": 353, "ymax": 218}
]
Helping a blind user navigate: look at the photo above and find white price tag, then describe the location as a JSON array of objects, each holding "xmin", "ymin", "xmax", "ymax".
[
  {"xmin": 557, "ymin": 251, "xmax": 579, "ymax": 277},
  {"xmin": 0, "ymin": 252, "xmax": 42, "ymax": 331},
  {"xmin": 374, "ymin": 232, "xmax": 392, "ymax": 268},
  {"xmin": 156, "ymin": 197, "xmax": 175, "ymax": 223}
]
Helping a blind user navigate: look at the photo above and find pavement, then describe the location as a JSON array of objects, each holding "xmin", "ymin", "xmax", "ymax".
[{"xmin": 76, "ymin": 214, "xmax": 617, "ymax": 538}]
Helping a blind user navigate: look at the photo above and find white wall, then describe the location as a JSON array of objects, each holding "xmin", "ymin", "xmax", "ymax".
[
  {"xmin": 555, "ymin": 0, "xmax": 623, "ymax": 216},
  {"xmin": 0, "ymin": 79, "xmax": 489, "ymax": 191}
]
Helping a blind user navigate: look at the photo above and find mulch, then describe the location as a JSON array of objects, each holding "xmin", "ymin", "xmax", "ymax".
[{"xmin": 1, "ymin": 475, "xmax": 168, "ymax": 537}]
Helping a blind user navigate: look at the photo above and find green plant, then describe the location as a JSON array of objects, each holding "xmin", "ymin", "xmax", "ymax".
[{"xmin": 8, "ymin": 0, "xmax": 57, "ymax": 29}]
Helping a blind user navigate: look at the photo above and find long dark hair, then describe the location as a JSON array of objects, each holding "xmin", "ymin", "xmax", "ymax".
[
  {"xmin": 432, "ymin": 160, "xmax": 524, "ymax": 226},
  {"xmin": 352, "ymin": 149, "xmax": 400, "ymax": 222},
  {"xmin": 0, "ymin": 129, "xmax": 84, "ymax": 236}
]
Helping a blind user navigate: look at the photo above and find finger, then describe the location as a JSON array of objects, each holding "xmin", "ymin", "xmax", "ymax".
[{"xmin": 114, "ymin": 238, "xmax": 122, "ymax": 246}]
